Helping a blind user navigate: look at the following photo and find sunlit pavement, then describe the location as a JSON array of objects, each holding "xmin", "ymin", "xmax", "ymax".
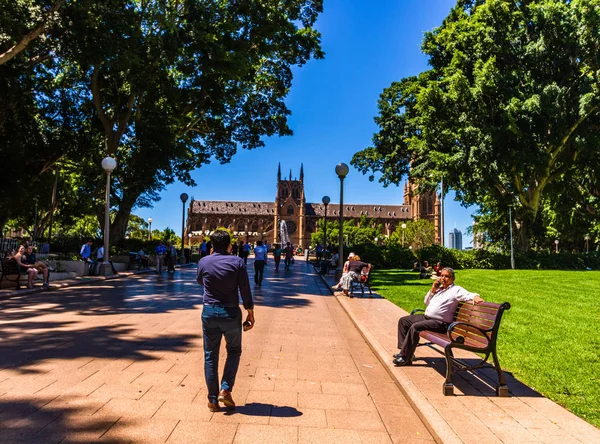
[{"xmin": 0, "ymin": 258, "xmax": 432, "ymax": 443}]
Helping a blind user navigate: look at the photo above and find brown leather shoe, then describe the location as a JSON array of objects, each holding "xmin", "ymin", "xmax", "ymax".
[
  {"xmin": 208, "ymin": 402, "xmax": 219, "ymax": 412},
  {"xmin": 218, "ymin": 389, "xmax": 235, "ymax": 408},
  {"xmin": 342, "ymin": 289, "xmax": 348, "ymax": 296}
]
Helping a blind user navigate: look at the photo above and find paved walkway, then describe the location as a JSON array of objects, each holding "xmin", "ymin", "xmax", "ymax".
[{"xmin": 0, "ymin": 259, "xmax": 432, "ymax": 443}]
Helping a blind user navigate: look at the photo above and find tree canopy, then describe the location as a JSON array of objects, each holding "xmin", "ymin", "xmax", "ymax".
[
  {"xmin": 352, "ymin": 0, "xmax": 600, "ymax": 251},
  {"xmin": 1, "ymin": 0, "xmax": 324, "ymax": 243}
]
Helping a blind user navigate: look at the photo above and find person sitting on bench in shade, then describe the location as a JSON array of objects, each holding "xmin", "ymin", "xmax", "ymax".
[{"xmin": 393, "ymin": 267, "xmax": 483, "ymax": 367}]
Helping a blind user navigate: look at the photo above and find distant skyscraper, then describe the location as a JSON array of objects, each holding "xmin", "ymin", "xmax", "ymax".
[{"xmin": 449, "ymin": 228, "xmax": 463, "ymax": 250}]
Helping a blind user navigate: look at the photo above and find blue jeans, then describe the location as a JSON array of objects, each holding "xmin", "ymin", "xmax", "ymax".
[{"xmin": 202, "ymin": 305, "xmax": 242, "ymax": 404}]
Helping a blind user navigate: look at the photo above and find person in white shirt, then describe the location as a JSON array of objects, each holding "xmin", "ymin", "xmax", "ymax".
[
  {"xmin": 253, "ymin": 240, "xmax": 268, "ymax": 286},
  {"xmin": 393, "ymin": 267, "xmax": 484, "ymax": 367}
]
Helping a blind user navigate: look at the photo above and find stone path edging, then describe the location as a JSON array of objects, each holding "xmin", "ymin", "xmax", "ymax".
[
  {"xmin": 314, "ymin": 269, "xmax": 458, "ymax": 443},
  {"xmin": 335, "ymin": 294, "xmax": 462, "ymax": 444}
]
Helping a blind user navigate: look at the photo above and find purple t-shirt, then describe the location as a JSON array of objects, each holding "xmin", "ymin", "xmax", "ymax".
[{"xmin": 196, "ymin": 253, "xmax": 253, "ymax": 309}]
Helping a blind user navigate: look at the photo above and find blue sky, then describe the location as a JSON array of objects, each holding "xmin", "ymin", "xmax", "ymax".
[{"xmin": 137, "ymin": 0, "xmax": 476, "ymax": 247}]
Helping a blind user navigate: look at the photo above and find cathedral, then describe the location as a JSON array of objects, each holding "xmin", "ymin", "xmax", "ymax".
[{"xmin": 185, "ymin": 164, "xmax": 442, "ymax": 247}]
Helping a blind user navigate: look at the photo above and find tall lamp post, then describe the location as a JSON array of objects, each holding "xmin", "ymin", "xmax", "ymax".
[
  {"xmin": 585, "ymin": 234, "xmax": 591, "ymax": 254},
  {"xmin": 335, "ymin": 163, "xmax": 349, "ymax": 280},
  {"xmin": 509, "ymin": 206, "xmax": 515, "ymax": 269},
  {"xmin": 99, "ymin": 156, "xmax": 117, "ymax": 276},
  {"xmin": 180, "ymin": 193, "xmax": 189, "ymax": 263},
  {"xmin": 148, "ymin": 218, "xmax": 153, "ymax": 241},
  {"xmin": 322, "ymin": 196, "xmax": 330, "ymax": 257},
  {"xmin": 401, "ymin": 223, "xmax": 407, "ymax": 248}
]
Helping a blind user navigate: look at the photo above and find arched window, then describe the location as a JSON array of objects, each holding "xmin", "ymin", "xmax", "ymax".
[
  {"xmin": 251, "ymin": 221, "xmax": 259, "ymax": 232},
  {"xmin": 292, "ymin": 187, "xmax": 299, "ymax": 199},
  {"xmin": 237, "ymin": 221, "xmax": 245, "ymax": 232},
  {"xmin": 194, "ymin": 222, "xmax": 201, "ymax": 231},
  {"xmin": 287, "ymin": 205, "xmax": 294, "ymax": 215},
  {"xmin": 209, "ymin": 220, "xmax": 217, "ymax": 230}
]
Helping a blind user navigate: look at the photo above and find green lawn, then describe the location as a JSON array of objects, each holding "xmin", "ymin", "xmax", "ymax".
[{"xmin": 372, "ymin": 269, "xmax": 600, "ymax": 428}]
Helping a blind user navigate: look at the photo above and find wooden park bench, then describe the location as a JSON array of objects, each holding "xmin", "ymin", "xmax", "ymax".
[
  {"xmin": 350, "ymin": 267, "xmax": 373, "ymax": 296},
  {"xmin": 0, "ymin": 257, "xmax": 23, "ymax": 290},
  {"xmin": 411, "ymin": 301, "xmax": 511, "ymax": 396}
]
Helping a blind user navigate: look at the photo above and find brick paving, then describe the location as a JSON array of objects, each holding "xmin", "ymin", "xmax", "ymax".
[
  {"xmin": 0, "ymin": 260, "xmax": 432, "ymax": 443},
  {"xmin": 325, "ymin": 275, "xmax": 600, "ymax": 444}
]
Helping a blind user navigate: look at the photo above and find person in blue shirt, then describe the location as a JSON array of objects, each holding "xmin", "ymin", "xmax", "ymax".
[
  {"xmin": 253, "ymin": 240, "xmax": 268, "ymax": 286},
  {"xmin": 196, "ymin": 230, "xmax": 254, "ymax": 412},
  {"xmin": 155, "ymin": 240, "xmax": 167, "ymax": 273},
  {"xmin": 80, "ymin": 239, "xmax": 97, "ymax": 275}
]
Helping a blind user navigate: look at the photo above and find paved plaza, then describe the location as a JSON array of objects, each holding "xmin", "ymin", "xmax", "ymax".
[{"xmin": 0, "ymin": 260, "xmax": 432, "ymax": 443}]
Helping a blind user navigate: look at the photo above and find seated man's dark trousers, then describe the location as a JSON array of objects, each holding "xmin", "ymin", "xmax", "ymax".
[
  {"xmin": 397, "ymin": 314, "xmax": 448, "ymax": 359},
  {"xmin": 254, "ymin": 260, "xmax": 265, "ymax": 285}
]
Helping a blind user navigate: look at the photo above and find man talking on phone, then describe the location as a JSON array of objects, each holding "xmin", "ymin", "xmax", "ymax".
[
  {"xmin": 197, "ymin": 230, "xmax": 255, "ymax": 411},
  {"xmin": 393, "ymin": 267, "xmax": 483, "ymax": 366}
]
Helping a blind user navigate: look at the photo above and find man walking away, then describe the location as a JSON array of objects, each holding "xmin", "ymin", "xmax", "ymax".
[
  {"xmin": 253, "ymin": 240, "xmax": 267, "ymax": 286},
  {"xmin": 165, "ymin": 242, "xmax": 177, "ymax": 272},
  {"xmin": 197, "ymin": 230, "xmax": 255, "ymax": 412},
  {"xmin": 155, "ymin": 240, "xmax": 166, "ymax": 273},
  {"xmin": 284, "ymin": 242, "xmax": 294, "ymax": 270}
]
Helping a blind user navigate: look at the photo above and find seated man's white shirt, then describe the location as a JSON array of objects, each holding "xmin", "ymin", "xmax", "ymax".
[{"xmin": 424, "ymin": 284, "xmax": 479, "ymax": 323}]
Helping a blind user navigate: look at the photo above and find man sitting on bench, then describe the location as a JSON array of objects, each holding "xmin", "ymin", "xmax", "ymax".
[{"xmin": 393, "ymin": 267, "xmax": 483, "ymax": 366}]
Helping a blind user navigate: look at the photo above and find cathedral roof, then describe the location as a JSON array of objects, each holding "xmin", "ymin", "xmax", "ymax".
[
  {"xmin": 306, "ymin": 203, "xmax": 411, "ymax": 219},
  {"xmin": 191, "ymin": 200, "xmax": 276, "ymax": 215},
  {"xmin": 191, "ymin": 200, "xmax": 411, "ymax": 219}
]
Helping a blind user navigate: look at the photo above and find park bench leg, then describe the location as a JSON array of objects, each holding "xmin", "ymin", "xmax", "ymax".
[
  {"xmin": 492, "ymin": 351, "xmax": 509, "ymax": 397},
  {"xmin": 443, "ymin": 346, "xmax": 455, "ymax": 396}
]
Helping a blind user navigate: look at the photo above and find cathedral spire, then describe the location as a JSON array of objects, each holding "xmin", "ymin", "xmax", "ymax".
[
  {"xmin": 277, "ymin": 163, "xmax": 281, "ymax": 181},
  {"xmin": 300, "ymin": 163, "xmax": 304, "ymax": 182},
  {"xmin": 289, "ymin": 169, "xmax": 292, "ymax": 180}
]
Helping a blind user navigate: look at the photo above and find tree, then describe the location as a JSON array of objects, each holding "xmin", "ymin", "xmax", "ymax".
[
  {"xmin": 351, "ymin": 0, "xmax": 600, "ymax": 251},
  {"xmin": 1, "ymin": 0, "xmax": 324, "ymax": 244},
  {"xmin": 388, "ymin": 219, "xmax": 436, "ymax": 250},
  {"xmin": 58, "ymin": 0, "xmax": 324, "ymax": 244}
]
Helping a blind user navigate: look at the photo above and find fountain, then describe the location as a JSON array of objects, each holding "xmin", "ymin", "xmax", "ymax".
[{"xmin": 279, "ymin": 220, "xmax": 290, "ymax": 246}]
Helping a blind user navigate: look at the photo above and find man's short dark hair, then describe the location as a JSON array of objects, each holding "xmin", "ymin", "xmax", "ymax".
[
  {"xmin": 210, "ymin": 230, "xmax": 230, "ymax": 252},
  {"xmin": 256, "ymin": 240, "xmax": 263, "ymax": 246}
]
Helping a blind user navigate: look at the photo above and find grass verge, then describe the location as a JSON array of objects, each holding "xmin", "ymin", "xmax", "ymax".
[{"xmin": 372, "ymin": 269, "xmax": 600, "ymax": 428}]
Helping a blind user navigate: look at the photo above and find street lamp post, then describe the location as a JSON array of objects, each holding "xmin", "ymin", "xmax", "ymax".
[
  {"xmin": 188, "ymin": 233, "xmax": 192, "ymax": 247},
  {"xmin": 99, "ymin": 156, "xmax": 117, "ymax": 276},
  {"xmin": 148, "ymin": 217, "xmax": 153, "ymax": 241},
  {"xmin": 585, "ymin": 234, "xmax": 591, "ymax": 254},
  {"xmin": 180, "ymin": 193, "xmax": 189, "ymax": 264},
  {"xmin": 555, "ymin": 239, "xmax": 559, "ymax": 254},
  {"xmin": 322, "ymin": 196, "xmax": 330, "ymax": 258},
  {"xmin": 401, "ymin": 223, "xmax": 407, "ymax": 248},
  {"xmin": 509, "ymin": 206, "xmax": 515, "ymax": 269},
  {"xmin": 335, "ymin": 163, "xmax": 349, "ymax": 280}
]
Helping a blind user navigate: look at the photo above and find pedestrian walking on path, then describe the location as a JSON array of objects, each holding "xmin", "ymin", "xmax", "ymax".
[
  {"xmin": 253, "ymin": 240, "xmax": 267, "ymax": 286},
  {"xmin": 196, "ymin": 230, "xmax": 255, "ymax": 412},
  {"xmin": 155, "ymin": 240, "xmax": 166, "ymax": 273},
  {"xmin": 284, "ymin": 242, "xmax": 294, "ymax": 270}
]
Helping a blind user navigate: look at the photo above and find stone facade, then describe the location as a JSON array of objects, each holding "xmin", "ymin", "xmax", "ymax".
[{"xmin": 185, "ymin": 165, "xmax": 442, "ymax": 247}]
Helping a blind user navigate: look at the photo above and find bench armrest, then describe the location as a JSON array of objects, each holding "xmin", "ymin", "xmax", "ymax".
[
  {"xmin": 447, "ymin": 321, "xmax": 490, "ymax": 344},
  {"xmin": 410, "ymin": 308, "xmax": 425, "ymax": 315}
]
